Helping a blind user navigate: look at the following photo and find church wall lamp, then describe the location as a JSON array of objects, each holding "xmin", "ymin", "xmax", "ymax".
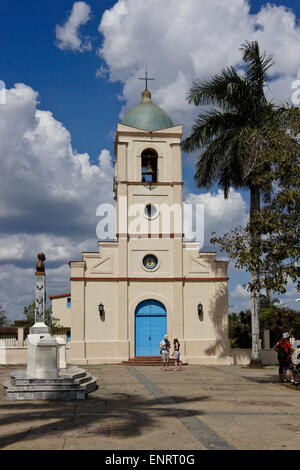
[
  {"xmin": 197, "ymin": 302, "xmax": 203, "ymax": 321},
  {"xmin": 98, "ymin": 302, "xmax": 105, "ymax": 318}
]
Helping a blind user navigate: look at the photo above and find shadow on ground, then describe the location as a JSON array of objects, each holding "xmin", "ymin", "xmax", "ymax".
[
  {"xmin": 0, "ymin": 391, "xmax": 210, "ymax": 449},
  {"xmin": 242, "ymin": 375, "xmax": 279, "ymax": 384}
]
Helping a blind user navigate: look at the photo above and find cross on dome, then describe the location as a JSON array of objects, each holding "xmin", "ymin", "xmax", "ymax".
[{"xmin": 138, "ymin": 66, "xmax": 154, "ymax": 91}]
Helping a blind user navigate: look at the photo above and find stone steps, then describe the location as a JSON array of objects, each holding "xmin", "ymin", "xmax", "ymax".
[
  {"xmin": 4, "ymin": 367, "xmax": 98, "ymax": 401},
  {"xmin": 4, "ymin": 374, "xmax": 95, "ymax": 391},
  {"xmin": 74, "ymin": 374, "xmax": 93, "ymax": 386},
  {"xmin": 122, "ymin": 356, "xmax": 186, "ymax": 366}
]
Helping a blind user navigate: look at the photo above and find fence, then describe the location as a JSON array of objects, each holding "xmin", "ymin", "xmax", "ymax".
[
  {"xmin": 0, "ymin": 335, "xmax": 19, "ymax": 348},
  {"xmin": 0, "ymin": 330, "xmax": 70, "ymax": 365},
  {"xmin": 0, "ymin": 331, "xmax": 68, "ymax": 348}
]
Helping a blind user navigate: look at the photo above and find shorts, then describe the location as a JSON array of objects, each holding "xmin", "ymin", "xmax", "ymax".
[
  {"xmin": 279, "ymin": 361, "xmax": 292, "ymax": 374},
  {"xmin": 174, "ymin": 351, "xmax": 180, "ymax": 361},
  {"xmin": 161, "ymin": 350, "xmax": 169, "ymax": 363}
]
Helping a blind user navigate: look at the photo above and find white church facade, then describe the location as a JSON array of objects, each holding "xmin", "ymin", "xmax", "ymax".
[{"xmin": 51, "ymin": 87, "xmax": 232, "ymax": 365}]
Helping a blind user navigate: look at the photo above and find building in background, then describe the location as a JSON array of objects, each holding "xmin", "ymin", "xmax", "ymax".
[{"xmin": 48, "ymin": 293, "xmax": 71, "ymax": 341}]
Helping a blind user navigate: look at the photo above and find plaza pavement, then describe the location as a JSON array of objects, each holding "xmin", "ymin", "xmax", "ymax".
[{"xmin": 0, "ymin": 363, "xmax": 299, "ymax": 450}]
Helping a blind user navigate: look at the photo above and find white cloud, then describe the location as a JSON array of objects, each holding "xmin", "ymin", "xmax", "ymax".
[
  {"xmin": 254, "ymin": 5, "xmax": 300, "ymax": 77},
  {"xmin": 96, "ymin": 65, "xmax": 109, "ymax": 79},
  {"xmin": 98, "ymin": 0, "xmax": 300, "ymax": 132},
  {"xmin": 0, "ymin": 82, "xmax": 115, "ymax": 321},
  {"xmin": 55, "ymin": 1, "xmax": 92, "ymax": 52},
  {"xmin": 0, "ymin": 263, "xmax": 72, "ymax": 321},
  {"xmin": 231, "ymin": 283, "xmax": 250, "ymax": 300},
  {"xmin": 184, "ymin": 188, "xmax": 248, "ymax": 250},
  {"xmin": 0, "ymin": 234, "xmax": 97, "ymax": 264},
  {"xmin": 275, "ymin": 278, "xmax": 300, "ymax": 309},
  {"xmin": 0, "ymin": 83, "xmax": 114, "ymax": 233}
]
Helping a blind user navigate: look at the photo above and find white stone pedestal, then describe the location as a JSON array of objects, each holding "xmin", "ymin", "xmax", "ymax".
[
  {"xmin": 3, "ymin": 255, "xmax": 98, "ymax": 400},
  {"xmin": 5, "ymin": 330, "xmax": 98, "ymax": 400},
  {"xmin": 27, "ymin": 331, "xmax": 58, "ymax": 379}
]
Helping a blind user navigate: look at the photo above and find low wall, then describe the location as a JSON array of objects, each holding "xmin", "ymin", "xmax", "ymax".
[
  {"xmin": 0, "ymin": 345, "xmax": 70, "ymax": 365},
  {"xmin": 231, "ymin": 348, "xmax": 278, "ymax": 366},
  {"xmin": 0, "ymin": 345, "xmax": 277, "ymax": 367},
  {"xmin": 1, "ymin": 348, "xmax": 27, "ymax": 365}
]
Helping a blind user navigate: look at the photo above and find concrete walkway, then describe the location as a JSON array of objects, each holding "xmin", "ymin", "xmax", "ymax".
[{"xmin": 0, "ymin": 364, "xmax": 299, "ymax": 450}]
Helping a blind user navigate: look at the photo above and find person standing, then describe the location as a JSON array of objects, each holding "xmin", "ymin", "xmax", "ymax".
[
  {"xmin": 160, "ymin": 335, "xmax": 170, "ymax": 371},
  {"xmin": 172, "ymin": 338, "xmax": 183, "ymax": 371},
  {"xmin": 274, "ymin": 332, "xmax": 298, "ymax": 384}
]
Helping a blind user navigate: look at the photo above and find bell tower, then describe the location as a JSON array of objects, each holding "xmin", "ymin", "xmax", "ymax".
[
  {"xmin": 114, "ymin": 88, "xmax": 184, "ymax": 243},
  {"xmin": 113, "ymin": 85, "xmax": 185, "ymax": 354}
]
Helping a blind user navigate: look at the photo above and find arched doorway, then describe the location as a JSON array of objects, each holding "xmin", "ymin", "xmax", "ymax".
[{"xmin": 135, "ymin": 299, "xmax": 167, "ymax": 356}]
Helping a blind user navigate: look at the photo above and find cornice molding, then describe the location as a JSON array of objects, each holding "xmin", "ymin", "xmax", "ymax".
[{"xmin": 70, "ymin": 276, "xmax": 229, "ymax": 282}]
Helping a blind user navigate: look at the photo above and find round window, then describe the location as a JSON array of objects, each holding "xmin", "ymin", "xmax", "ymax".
[
  {"xmin": 144, "ymin": 204, "xmax": 157, "ymax": 219},
  {"xmin": 143, "ymin": 254, "xmax": 158, "ymax": 270}
]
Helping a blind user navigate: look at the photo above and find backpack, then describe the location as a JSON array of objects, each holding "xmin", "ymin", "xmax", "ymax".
[
  {"xmin": 160, "ymin": 339, "xmax": 170, "ymax": 354},
  {"xmin": 277, "ymin": 344, "xmax": 289, "ymax": 361}
]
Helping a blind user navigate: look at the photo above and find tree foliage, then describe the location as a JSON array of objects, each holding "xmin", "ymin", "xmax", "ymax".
[
  {"xmin": 182, "ymin": 41, "xmax": 280, "ymax": 198},
  {"xmin": 258, "ymin": 293, "xmax": 300, "ymax": 346},
  {"xmin": 22, "ymin": 300, "xmax": 62, "ymax": 334},
  {"xmin": 229, "ymin": 310, "xmax": 252, "ymax": 348},
  {"xmin": 0, "ymin": 306, "xmax": 9, "ymax": 326},
  {"xmin": 229, "ymin": 298, "xmax": 300, "ymax": 349},
  {"xmin": 210, "ymin": 110, "xmax": 300, "ymax": 294},
  {"xmin": 182, "ymin": 42, "xmax": 300, "ymax": 295},
  {"xmin": 181, "ymin": 40, "xmax": 295, "ymax": 363}
]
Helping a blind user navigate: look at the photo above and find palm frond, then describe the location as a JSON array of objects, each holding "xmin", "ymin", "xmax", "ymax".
[
  {"xmin": 218, "ymin": 167, "xmax": 232, "ymax": 199},
  {"xmin": 187, "ymin": 67, "xmax": 247, "ymax": 109},
  {"xmin": 240, "ymin": 40, "xmax": 274, "ymax": 100},
  {"xmin": 194, "ymin": 138, "xmax": 227, "ymax": 189},
  {"xmin": 182, "ymin": 109, "xmax": 245, "ymax": 153},
  {"xmin": 193, "ymin": 130, "xmax": 242, "ymax": 192},
  {"xmin": 184, "ymin": 40, "xmax": 286, "ymax": 201}
]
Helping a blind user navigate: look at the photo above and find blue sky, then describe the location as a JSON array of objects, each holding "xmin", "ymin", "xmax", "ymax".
[
  {"xmin": 250, "ymin": 0, "xmax": 300, "ymax": 14},
  {"xmin": 0, "ymin": 0, "xmax": 299, "ymax": 320},
  {"xmin": 1, "ymin": 0, "xmax": 300, "ymax": 164},
  {"xmin": 0, "ymin": 1, "xmax": 119, "ymax": 162}
]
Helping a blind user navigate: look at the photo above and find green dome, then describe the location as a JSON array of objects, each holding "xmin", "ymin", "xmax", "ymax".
[{"xmin": 121, "ymin": 90, "xmax": 174, "ymax": 131}]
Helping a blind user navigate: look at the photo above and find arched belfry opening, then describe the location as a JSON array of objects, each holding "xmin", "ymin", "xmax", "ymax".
[{"xmin": 141, "ymin": 148, "xmax": 158, "ymax": 183}]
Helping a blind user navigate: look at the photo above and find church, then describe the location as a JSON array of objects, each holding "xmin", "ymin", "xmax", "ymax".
[{"xmin": 51, "ymin": 82, "xmax": 232, "ymax": 365}]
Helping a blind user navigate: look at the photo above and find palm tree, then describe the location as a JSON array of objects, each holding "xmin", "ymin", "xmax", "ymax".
[
  {"xmin": 182, "ymin": 41, "xmax": 282, "ymax": 367},
  {"xmin": 259, "ymin": 294, "xmax": 279, "ymax": 311}
]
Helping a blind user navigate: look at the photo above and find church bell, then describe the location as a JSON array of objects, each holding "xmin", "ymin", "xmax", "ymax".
[{"xmin": 144, "ymin": 159, "xmax": 154, "ymax": 176}]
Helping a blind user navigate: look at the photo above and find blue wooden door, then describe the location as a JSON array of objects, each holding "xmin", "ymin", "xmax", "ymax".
[{"xmin": 135, "ymin": 300, "xmax": 167, "ymax": 356}]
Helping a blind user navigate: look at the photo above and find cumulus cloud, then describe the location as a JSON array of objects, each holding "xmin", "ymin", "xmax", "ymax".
[
  {"xmin": 98, "ymin": 0, "xmax": 300, "ymax": 132},
  {"xmin": 0, "ymin": 264, "xmax": 71, "ymax": 321},
  {"xmin": 184, "ymin": 188, "xmax": 248, "ymax": 250},
  {"xmin": 276, "ymin": 279, "xmax": 300, "ymax": 309},
  {"xmin": 55, "ymin": 1, "xmax": 92, "ymax": 52},
  {"xmin": 0, "ymin": 234, "xmax": 97, "ymax": 264},
  {"xmin": 0, "ymin": 82, "xmax": 114, "ymax": 320},
  {"xmin": 0, "ymin": 83, "xmax": 114, "ymax": 240},
  {"xmin": 231, "ymin": 283, "xmax": 250, "ymax": 300}
]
